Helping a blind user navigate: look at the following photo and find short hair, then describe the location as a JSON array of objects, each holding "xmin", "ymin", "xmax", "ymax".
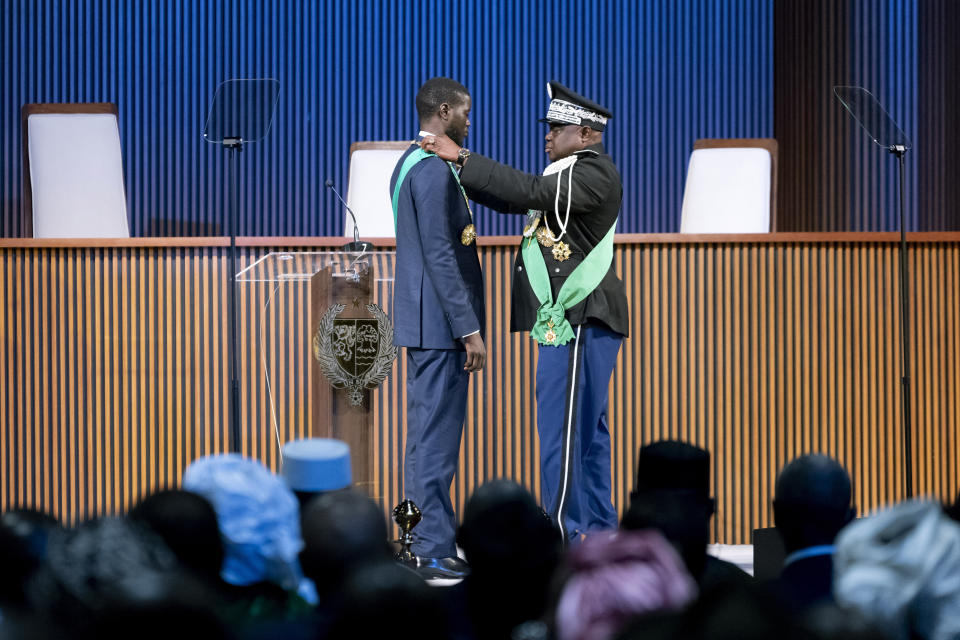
[
  {"xmin": 774, "ymin": 454, "xmax": 853, "ymax": 547},
  {"xmin": 415, "ymin": 77, "xmax": 469, "ymax": 123},
  {"xmin": 774, "ymin": 454, "xmax": 852, "ymax": 519}
]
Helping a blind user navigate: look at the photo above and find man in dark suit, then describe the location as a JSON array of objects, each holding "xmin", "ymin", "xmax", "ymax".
[
  {"xmin": 390, "ymin": 77, "xmax": 485, "ymax": 579},
  {"xmin": 622, "ymin": 440, "xmax": 753, "ymax": 590},
  {"xmin": 422, "ymin": 81, "xmax": 628, "ymax": 542},
  {"xmin": 772, "ymin": 454, "xmax": 855, "ymax": 611}
]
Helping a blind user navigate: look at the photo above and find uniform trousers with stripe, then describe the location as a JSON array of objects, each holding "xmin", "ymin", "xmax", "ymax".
[
  {"xmin": 536, "ymin": 323, "xmax": 623, "ymax": 542},
  {"xmin": 404, "ymin": 347, "xmax": 469, "ymax": 559}
]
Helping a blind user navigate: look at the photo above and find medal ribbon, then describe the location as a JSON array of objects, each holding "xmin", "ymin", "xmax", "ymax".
[
  {"xmin": 391, "ymin": 147, "xmax": 473, "ymax": 229},
  {"xmin": 521, "ymin": 219, "xmax": 617, "ymax": 346}
]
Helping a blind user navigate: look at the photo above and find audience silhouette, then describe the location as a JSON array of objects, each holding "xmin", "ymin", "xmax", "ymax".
[
  {"xmin": 622, "ymin": 441, "xmax": 752, "ymax": 590},
  {"xmin": 1, "ymin": 445, "xmax": 954, "ymax": 640},
  {"xmin": 772, "ymin": 454, "xmax": 855, "ymax": 610}
]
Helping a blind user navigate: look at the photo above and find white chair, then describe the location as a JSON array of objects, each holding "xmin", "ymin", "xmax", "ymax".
[
  {"xmin": 22, "ymin": 103, "xmax": 130, "ymax": 238},
  {"xmin": 344, "ymin": 141, "xmax": 412, "ymax": 239},
  {"xmin": 679, "ymin": 138, "xmax": 778, "ymax": 233}
]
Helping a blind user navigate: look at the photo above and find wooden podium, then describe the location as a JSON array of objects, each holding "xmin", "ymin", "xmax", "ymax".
[{"xmin": 236, "ymin": 250, "xmax": 396, "ymax": 499}]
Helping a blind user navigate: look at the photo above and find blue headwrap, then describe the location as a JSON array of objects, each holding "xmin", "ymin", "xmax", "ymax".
[{"xmin": 183, "ymin": 454, "xmax": 303, "ymax": 590}]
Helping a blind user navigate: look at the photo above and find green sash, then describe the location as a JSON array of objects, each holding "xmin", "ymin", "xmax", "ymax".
[
  {"xmin": 390, "ymin": 148, "xmax": 470, "ymax": 228},
  {"xmin": 521, "ymin": 219, "xmax": 617, "ymax": 346}
]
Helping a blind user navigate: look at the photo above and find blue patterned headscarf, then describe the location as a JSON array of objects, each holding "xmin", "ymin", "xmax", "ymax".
[{"xmin": 183, "ymin": 454, "xmax": 303, "ymax": 590}]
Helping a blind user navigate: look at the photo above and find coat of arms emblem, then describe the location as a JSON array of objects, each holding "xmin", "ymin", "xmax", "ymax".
[{"xmin": 313, "ymin": 302, "xmax": 398, "ymax": 405}]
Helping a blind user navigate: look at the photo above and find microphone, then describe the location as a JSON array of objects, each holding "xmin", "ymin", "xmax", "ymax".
[{"xmin": 326, "ymin": 178, "xmax": 374, "ymax": 253}]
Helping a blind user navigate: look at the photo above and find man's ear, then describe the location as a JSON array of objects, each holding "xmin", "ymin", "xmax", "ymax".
[{"xmin": 438, "ymin": 102, "xmax": 451, "ymax": 121}]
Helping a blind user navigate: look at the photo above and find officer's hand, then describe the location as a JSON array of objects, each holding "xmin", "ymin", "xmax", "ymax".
[
  {"xmin": 420, "ymin": 134, "xmax": 460, "ymax": 163},
  {"xmin": 462, "ymin": 333, "xmax": 486, "ymax": 372}
]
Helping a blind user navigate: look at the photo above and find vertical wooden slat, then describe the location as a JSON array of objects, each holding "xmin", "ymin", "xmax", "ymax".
[{"xmin": 1, "ymin": 239, "xmax": 959, "ymax": 541}]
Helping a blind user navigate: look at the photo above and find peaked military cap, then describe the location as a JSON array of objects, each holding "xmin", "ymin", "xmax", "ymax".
[
  {"xmin": 634, "ymin": 440, "xmax": 711, "ymax": 495},
  {"xmin": 540, "ymin": 80, "xmax": 612, "ymax": 131}
]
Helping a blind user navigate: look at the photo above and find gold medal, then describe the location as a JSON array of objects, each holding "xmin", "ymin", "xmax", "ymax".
[
  {"xmin": 460, "ymin": 224, "xmax": 477, "ymax": 246},
  {"xmin": 552, "ymin": 241, "xmax": 571, "ymax": 262},
  {"xmin": 536, "ymin": 226, "xmax": 555, "ymax": 248}
]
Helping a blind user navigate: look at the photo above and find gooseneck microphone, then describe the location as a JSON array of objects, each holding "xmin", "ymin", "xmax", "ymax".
[{"xmin": 326, "ymin": 178, "xmax": 374, "ymax": 253}]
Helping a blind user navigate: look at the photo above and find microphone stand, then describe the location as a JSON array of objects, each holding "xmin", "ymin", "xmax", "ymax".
[
  {"xmin": 326, "ymin": 179, "xmax": 375, "ymax": 254},
  {"xmin": 225, "ymin": 136, "xmax": 243, "ymax": 453},
  {"xmin": 202, "ymin": 77, "xmax": 281, "ymax": 455},
  {"xmin": 891, "ymin": 144, "xmax": 913, "ymax": 498},
  {"xmin": 834, "ymin": 87, "xmax": 914, "ymax": 500}
]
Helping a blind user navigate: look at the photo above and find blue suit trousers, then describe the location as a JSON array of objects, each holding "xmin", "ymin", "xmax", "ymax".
[
  {"xmin": 536, "ymin": 324, "xmax": 622, "ymax": 542},
  {"xmin": 404, "ymin": 347, "xmax": 469, "ymax": 558}
]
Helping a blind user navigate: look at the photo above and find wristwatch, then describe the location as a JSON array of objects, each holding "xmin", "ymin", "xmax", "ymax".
[{"xmin": 456, "ymin": 147, "xmax": 471, "ymax": 168}]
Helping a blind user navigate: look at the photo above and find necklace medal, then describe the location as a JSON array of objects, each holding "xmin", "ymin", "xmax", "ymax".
[
  {"xmin": 552, "ymin": 241, "xmax": 571, "ymax": 262},
  {"xmin": 461, "ymin": 224, "xmax": 477, "ymax": 246}
]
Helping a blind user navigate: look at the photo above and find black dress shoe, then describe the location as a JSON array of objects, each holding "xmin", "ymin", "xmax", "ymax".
[{"xmin": 415, "ymin": 555, "xmax": 470, "ymax": 579}]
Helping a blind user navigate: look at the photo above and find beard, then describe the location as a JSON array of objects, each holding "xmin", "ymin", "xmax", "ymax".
[{"xmin": 445, "ymin": 122, "xmax": 466, "ymax": 147}]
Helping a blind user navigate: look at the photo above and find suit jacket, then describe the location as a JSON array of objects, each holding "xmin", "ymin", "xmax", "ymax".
[
  {"xmin": 775, "ymin": 553, "xmax": 834, "ymax": 611},
  {"xmin": 459, "ymin": 143, "xmax": 629, "ymax": 337},
  {"xmin": 700, "ymin": 555, "xmax": 754, "ymax": 592},
  {"xmin": 390, "ymin": 141, "xmax": 485, "ymax": 349}
]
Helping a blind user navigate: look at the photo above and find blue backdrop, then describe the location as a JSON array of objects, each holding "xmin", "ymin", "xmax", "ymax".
[{"xmin": 0, "ymin": 0, "xmax": 774, "ymax": 237}]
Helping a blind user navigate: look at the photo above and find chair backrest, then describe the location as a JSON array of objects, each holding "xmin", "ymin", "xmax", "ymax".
[
  {"xmin": 22, "ymin": 103, "xmax": 130, "ymax": 238},
  {"xmin": 344, "ymin": 141, "xmax": 412, "ymax": 239},
  {"xmin": 679, "ymin": 138, "xmax": 778, "ymax": 233}
]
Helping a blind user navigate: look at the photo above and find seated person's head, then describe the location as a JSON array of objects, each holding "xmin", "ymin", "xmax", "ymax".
[
  {"xmin": 773, "ymin": 454, "xmax": 855, "ymax": 552},
  {"xmin": 27, "ymin": 517, "xmax": 219, "ymax": 636},
  {"xmin": 280, "ymin": 438, "xmax": 352, "ymax": 508},
  {"xmin": 623, "ymin": 441, "xmax": 714, "ymax": 579},
  {"xmin": 833, "ymin": 500, "xmax": 958, "ymax": 640},
  {"xmin": 457, "ymin": 479, "xmax": 561, "ymax": 575},
  {"xmin": 182, "ymin": 454, "xmax": 303, "ymax": 591},
  {"xmin": 325, "ymin": 562, "xmax": 451, "ymax": 640},
  {"xmin": 0, "ymin": 507, "xmax": 59, "ymax": 609},
  {"xmin": 554, "ymin": 529, "xmax": 697, "ymax": 640},
  {"xmin": 129, "ymin": 489, "xmax": 224, "ymax": 584},
  {"xmin": 456, "ymin": 480, "xmax": 562, "ymax": 636},
  {"xmin": 299, "ymin": 487, "xmax": 391, "ymax": 600}
]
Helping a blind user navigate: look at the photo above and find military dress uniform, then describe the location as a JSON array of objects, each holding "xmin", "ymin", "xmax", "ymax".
[{"xmin": 459, "ymin": 82, "xmax": 629, "ymax": 541}]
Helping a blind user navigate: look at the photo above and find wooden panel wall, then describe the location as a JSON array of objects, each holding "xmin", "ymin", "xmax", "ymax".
[{"xmin": 2, "ymin": 235, "xmax": 958, "ymax": 543}]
